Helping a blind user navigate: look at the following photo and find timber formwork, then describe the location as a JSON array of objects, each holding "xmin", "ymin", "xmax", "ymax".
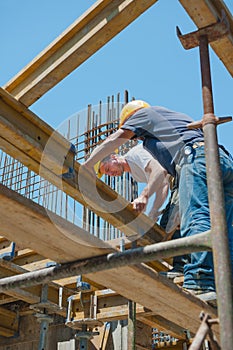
[{"xmin": 0, "ymin": 1, "xmax": 233, "ymax": 349}]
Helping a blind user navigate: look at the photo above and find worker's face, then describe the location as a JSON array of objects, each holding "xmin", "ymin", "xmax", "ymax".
[{"xmin": 99, "ymin": 156, "xmax": 124, "ymax": 177}]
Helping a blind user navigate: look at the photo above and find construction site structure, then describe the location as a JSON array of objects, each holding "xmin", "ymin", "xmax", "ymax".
[{"xmin": 0, "ymin": 1, "xmax": 233, "ymax": 349}]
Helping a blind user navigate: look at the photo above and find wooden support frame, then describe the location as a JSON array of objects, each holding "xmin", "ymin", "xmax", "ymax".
[
  {"xmin": 0, "ymin": 87, "xmax": 166, "ymax": 247},
  {"xmin": 179, "ymin": 0, "xmax": 233, "ymax": 77},
  {"xmin": 2, "ymin": 0, "xmax": 232, "ymax": 109},
  {"xmin": 66, "ymin": 289, "xmax": 149, "ymax": 324},
  {"xmin": 3, "ymin": 0, "xmax": 159, "ymax": 106},
  {"xmin": 0, "ymin": 184, "xmax": 219, "ymax": 339},
  {"xmin": 0, "ymin": 307, "xmax": 18, "ymax": 337},
  {"xmin": 66, "ymin": 289, "xmax": 190, "ymax": 340},
  {"xmin": 0, "ymin": 0, "xmax": 231, "ymax": 343}
]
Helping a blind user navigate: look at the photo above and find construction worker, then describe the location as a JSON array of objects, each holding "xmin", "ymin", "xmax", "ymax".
[
  {"xmin": 82, "ymin": 100, "xmax": 233, "ymax": 304},
  {"xmin": 97, "ymin": 142, "xmax": 187, "ymax": 278},
  {"xmin": 97, "ymin": 143, "xmax": 170, "ymax": 221}
]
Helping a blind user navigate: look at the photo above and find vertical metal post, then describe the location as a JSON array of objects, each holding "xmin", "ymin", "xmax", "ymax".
[
  {"xmin": 38, "ymin": 316, "xmax": 52, "ymax": 350},
  {"xmin": 127, "ymin": 241, "xmax": 137, "ymax": 349},
  {"xmin": 199, "ymin": 35, "xmax": 233, "ymax": 348},
  {"xmin": 79, "ymin": 325, "xmax": 89, "ymax": 350},
  {"xmin": 127, "ymin": 300, "xmax": 136, "ymax": 349},
  {"xmin": 36, "ymin": 285, "xmax": 53, "ymax": 350}
]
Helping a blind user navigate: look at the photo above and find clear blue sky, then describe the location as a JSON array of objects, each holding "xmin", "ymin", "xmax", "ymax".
[{"xmin": 1, "ymin": 0, "xmax": 232, "ymax": 156}]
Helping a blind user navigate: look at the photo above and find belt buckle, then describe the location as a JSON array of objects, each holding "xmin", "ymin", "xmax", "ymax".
[{"xmin": 183, "ymin": 145, "xmax": 193, "ymax": 156}]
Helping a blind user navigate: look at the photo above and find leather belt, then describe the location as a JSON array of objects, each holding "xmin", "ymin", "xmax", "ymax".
[
  {"xmin": 176, "ymin": 141, "xmax": 205, "ymax": 165},
  {"xmin": 192, "ymin": 141, "xmax": 205, "ymax": 149}
]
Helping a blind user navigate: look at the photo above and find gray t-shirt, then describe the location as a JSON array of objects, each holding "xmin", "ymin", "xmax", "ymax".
[{"xmin": 121, "ymin": 106, "xmax": 204, "ymax": 176}]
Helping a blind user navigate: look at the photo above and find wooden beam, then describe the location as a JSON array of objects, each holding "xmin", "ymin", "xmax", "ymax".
[
  {"xmin": 138, "ymin": 314, "xmax": 188, "ymax": 340},
  {"xmin": 66, "ymin": 289, "xmax": 189, "ymax": 339},
  {"xmin": 0, "ymin": 257, "xmax": 104, "ymax": 309},
  {"xmin": 0, "ymin": 295, "xmax": 16, "ymax": 305},
  {"xmin": 0, "ymin": 184, "xmax": 167, "ymax": 288},
  {"xmin": 0, "ymin": 184, "xmax": 114, "ymax": 263},
  {"xmin": 179, "ymin": 0, "xmax": 233, "ymax": 77},
  {"xmin": 86, "ymin": 264, "xmax": 219, "ymax": 339},
  {"xmin": 67, "ymin": 290, "xmax": 149, "ymax": 324},
  {"xmin": 0, "ymin": 87, "xmax": 166, "ymax": 247},
  {"xmin": 0, "ymin": 307, "xmax": 18, "ymax": 337},
  {"xmin": 3, "ymin": 0, "xmax": 159, "ymax": 106},
  {"xmin": 0, "ymin": 185, "xmax": 219, "ymax": 339}
]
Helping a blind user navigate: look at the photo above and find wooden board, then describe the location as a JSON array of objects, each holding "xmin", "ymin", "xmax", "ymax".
[
  {"xmin": 179, "ymin": 0, "xmax": 233, "ymax": 76},
  {"xmin": 3, "ymin": 0, "xmax": 233, "ymax": 108},
  {"xmin": 0, "ymin": 87, "xmax": 165, "ymax": 246},
  {"xmin": 0, "ymin": 184, "xmax": 114, "ymax": 263},
  {"xmin": 3, "ymin": 0, "xmax": 159, "ymax": 106},
  {"xmin": 87, "ymin": 264, "xmax": 219, "ymax": 339},
  {"xmin": 0, "ymin": 184, "xmax": 219, "ymax": 339}
]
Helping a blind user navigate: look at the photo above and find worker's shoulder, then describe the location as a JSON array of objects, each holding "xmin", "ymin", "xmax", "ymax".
[
  {"xmin": 127, "ymin": 143, "xmax": 152, "ymax": 158},
  {"xmin": 125, "ymin": 144, "xmax": 153, "ymax": 169}
]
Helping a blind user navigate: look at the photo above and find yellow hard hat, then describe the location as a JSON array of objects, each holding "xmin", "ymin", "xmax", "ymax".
[
  {"xmin": 94, "ymin": 161, "xmax": 102, "ymax": 178},
  {"xmin": 119, "ymin": 100, "xmax": 150, "ymax": 127}
]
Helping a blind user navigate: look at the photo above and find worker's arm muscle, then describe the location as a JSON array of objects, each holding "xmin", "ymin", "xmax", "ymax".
[{"xmin": 82, "ymin": 128, "xmax": 135, "ymax": 169}]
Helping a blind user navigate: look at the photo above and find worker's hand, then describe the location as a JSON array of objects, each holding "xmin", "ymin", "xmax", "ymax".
[{"xmin": 131, "ymin": 195, "xmax": 148, "ymax": 213}]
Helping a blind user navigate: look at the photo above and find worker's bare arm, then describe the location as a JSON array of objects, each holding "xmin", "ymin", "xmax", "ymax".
[
  {"xmin": 132, "ymin": 158, "xmax": 169, "ymax": 218},
  {"xmin": 146, "ymin": 159, "xmax": 170, "ymax": 218},
  {"xmin": 82, "ymin": 128, "xmax": 135, "ymax": 172}
]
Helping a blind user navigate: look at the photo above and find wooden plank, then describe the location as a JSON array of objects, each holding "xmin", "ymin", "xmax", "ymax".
[
  {"xmin": 87, "ymin": 264, "xmax": 219, "ymax": 339},
  {"xmin": 0, "ymin": 293, "xmax": 16, "ymax": 305},
  {"xmin": 3, "ymin": 288, "xmax": 40, "ymax": 304},
  {"xmin": 0, "ymin": 260, "xmax": 41, "ymax": 305},
  {"xmin": 3, "ymin": 0, "xmax": 159, "ymax": 106},
  {"xmin": 138, "ymin": 315, "xmax": 188, "ymax": 339},
  {"xmin": 179, "ymin": 0, "xmax": 233, "ymax": 76},
  {"xmin": 0, "ymin": 87, "xmax": 166, "ymax": 247},
  {"xmin": 0, "ymin": 252, "xmax": 106, "ymax": 293},
  {"xmin": 67, "ymin": 290, "xmax": 149, "ymax": 324},
  {"xmin": 0, "ymin": 186, "xmax": 219, "ymax": 339},
  {"xmin": 0, "ymin": 184, "xmax": 114, "ymax": 263},
  {"xmin": 67, "ymin": 289, "xmax": 188, "ymax": 339},
  {"xmin": 0, "ymin": 307, "xmax": 18, "ymax": 337},
  {"xmin": 0, "ymin": 259, "xmax": 74, "ymax": 313}
]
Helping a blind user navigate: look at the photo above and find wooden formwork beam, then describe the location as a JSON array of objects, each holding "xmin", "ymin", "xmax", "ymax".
[
  {"xmin": 179, "ymin": 0, "xmax": 233, "ymax": 76},
  {"xmin": 66, "ymin": 289, "xmax": 189, "ymax": 340},
  {"xmin": 0, "ymin": 87, "xmax": 166, "ymax": 247},
  {"xmin": 0, "ymin": 256, "xmax": 102, "ymax": 313},
  {"xmin": 0, "ymin": 184, "xmax": 219, "ymax": 339},
  {"xmin": 0, "ymin": 307, "xmax": 18, "ymax": 337},
  {"xmin": 3, "ymin": 0, "xmax": 233, "ymax": 107},
  {"xmin": 3, "ymin": 0, "xmax": 159, "ymax": 106}
]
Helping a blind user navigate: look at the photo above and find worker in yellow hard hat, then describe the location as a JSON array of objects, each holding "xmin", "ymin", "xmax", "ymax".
[
  {"xmin": 93, "ymin": 100, "xmax": 150, "ymax": 177},
  {"xmin": 81, "ymin": 98, "xmax": 233, "ymax": 306},
  {"xmin": 98, "ymin": 143, "xmax": 187, "ymax": 279}
]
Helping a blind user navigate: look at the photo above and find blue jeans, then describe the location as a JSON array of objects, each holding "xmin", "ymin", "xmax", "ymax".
[
  {"xmin": 178, "ymin": 145, "xmax": 233, "ymax": 291},
  {"xmin": 160, "ymin": 190, "xmax": 190, "ymax": 270}
]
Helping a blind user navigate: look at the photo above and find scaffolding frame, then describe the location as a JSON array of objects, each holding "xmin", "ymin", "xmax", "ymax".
[{"xmin": 0, "ymin": 1, "xmax": 233, "ymax": 349}]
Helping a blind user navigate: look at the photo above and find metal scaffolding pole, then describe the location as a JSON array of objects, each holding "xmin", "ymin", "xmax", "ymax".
[
  {"xmin": 177, "ymin": 13, "xmax": 233, "ymax": 348},
  {"xmin": 0, "ymin": 231, "xmax": 211, "ymax": 291},
  {"xmin": 199, "ymin": 34, "xmax": 233, "ymax": 348}
]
